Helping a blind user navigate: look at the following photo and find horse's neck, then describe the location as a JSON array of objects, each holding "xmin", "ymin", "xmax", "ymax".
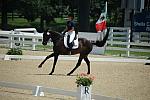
[{"xmin": 51, "ymin": 33, "xmax": 62, "ymax": 45}]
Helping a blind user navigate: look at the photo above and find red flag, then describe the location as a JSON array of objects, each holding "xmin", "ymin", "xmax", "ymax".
[{"xmin": 95, "ymin": 19, "xmax": 106, "ymax": 32}]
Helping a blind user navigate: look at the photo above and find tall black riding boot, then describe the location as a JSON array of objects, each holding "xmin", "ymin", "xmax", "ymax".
[{"xmin": 67, "ymin": 35, "xmax": 72, "ymax": 55}]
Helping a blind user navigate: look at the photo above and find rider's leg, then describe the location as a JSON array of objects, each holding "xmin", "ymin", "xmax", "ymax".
[
  {"xmin": 67, "ymin": 35, "xmax": 72, "ymax": 55},
  {"xmin": 67, "ymin": 35, "xmax": 72, "ymax": 51},
  {"xmin": 67, "ymin": 31, "xmax": 76, "ymax": 54}
]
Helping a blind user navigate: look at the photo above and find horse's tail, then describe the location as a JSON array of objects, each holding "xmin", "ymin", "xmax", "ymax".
[{"xmin": 92, "ymin": 28, "xmax": 110, "ymax": 47}]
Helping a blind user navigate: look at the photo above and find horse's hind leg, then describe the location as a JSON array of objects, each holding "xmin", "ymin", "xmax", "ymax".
[
  {"xmin": 49, "ymin": 54, "xmax": 59, "ymax": 75},
  {"xmin": 84, "ymin": 56, "xmax": 90, "ymax": 74},
  {"xmin": 38, "ymin": 53, "xmax": 55, "ymax": 68},
  {"xmin": 67, "ymin": 56, "xmax": 83, "ymax": 75}
]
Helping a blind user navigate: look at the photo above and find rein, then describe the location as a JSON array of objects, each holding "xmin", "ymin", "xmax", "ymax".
[{"xmin": 48, "ymin": 30, "xmax": 63, "ymax": 43}]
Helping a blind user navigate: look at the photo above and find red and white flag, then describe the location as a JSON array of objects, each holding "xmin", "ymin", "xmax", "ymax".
[
  {"xmin": 95, "ymin": 1, "xmax": 107, "ymax": 32},
  {"xmin": 95, "ymin": 19, "xmax": 106, "ymax": 32}
]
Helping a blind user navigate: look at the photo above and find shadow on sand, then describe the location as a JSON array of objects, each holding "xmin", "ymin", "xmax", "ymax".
[{"xmin": 27, "ymin": 73, "xmax": 77, "ymax": 76}]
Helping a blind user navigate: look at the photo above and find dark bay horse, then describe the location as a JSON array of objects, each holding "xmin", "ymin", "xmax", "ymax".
[{"xmin": 38, "ymin": 28, "xmax": 110, "ymax": 75}]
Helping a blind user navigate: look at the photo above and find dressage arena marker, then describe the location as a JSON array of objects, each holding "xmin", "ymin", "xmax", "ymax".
[
  {"xmin": 33, "ymin": 86, "xmax": 44, "ymax": 96},
  {"xmin": 4, "ymin": 55, "xmax": 150, "ymax": 63},
  {"xmin": 0, "ymin": 81, "xmax": 123, "ymax": 100}
]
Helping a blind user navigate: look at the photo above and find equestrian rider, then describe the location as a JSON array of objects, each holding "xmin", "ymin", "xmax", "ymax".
[{"xmin": 62, "ymin": 14, "xmax": 76, "ymax": 52}]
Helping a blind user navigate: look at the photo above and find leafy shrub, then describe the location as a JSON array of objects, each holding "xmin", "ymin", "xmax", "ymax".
[
  {"xmin": 76, "ymin": 73, "xmax": 95, "ymax": 87},
  {"xmin": 7, "ymin": 48, "xmax": 23, "ymax": 55}
]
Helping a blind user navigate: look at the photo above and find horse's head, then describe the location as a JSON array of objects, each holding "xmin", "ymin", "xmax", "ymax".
[
  {"xmin": 42, "ymin": 29, "xmax": 51, "ymax": 45},
  {"xmin": 42, "ymin": 29, "xmax": 62, "ymax": 45}
]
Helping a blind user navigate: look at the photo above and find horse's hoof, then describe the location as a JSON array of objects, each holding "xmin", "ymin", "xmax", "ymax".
[
  {"xmin": 49, "ymin": 73, "xmax": 53, "ymax": 75},
  {"xmin": 87, "ymin": 72, "xmax": 90, "ymax": 75},
  {"xmin": 145, "ymin": 63, "xmax": 150, "ymax": 65},
  {"xmin": 67, "ymin": 73, "xmax": 71, "ymax": 76},
  {"xmin": 38, "ymin": 64, "xmax": 42, "ymax": 68}
]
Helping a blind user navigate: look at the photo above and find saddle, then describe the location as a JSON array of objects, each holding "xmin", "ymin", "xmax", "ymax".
[{"xmin": 64, "ymin": 31, "xmax": 79, "ymax": 49}]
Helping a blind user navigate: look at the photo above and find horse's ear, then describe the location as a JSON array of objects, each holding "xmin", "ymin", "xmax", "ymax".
[{"xmin": 43, "ymin": 28, "xmax": 49, "ymax": 34}]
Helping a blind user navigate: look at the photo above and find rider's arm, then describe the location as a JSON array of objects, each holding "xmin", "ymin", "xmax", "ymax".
[
  {"xmin": 62, "ymin": 26, "xmax": 67, "ymax": 35},
  {"xmin": 68, "ymin": 21, "xmax": 75, "ymax": 32}
]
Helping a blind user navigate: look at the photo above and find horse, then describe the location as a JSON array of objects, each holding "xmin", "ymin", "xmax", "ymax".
[{"xmin": 38, "ymin": 28, "xmax": 110, "ymax": 75}]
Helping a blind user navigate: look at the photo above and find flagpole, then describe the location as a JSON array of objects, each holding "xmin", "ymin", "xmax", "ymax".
[
  {"xmin": 105, "ymin": 1, "xmax": 107, "ymax": 20},
  {"xmin": 100, "ymin": 1, "xmax": 107, "ymax": 20}
]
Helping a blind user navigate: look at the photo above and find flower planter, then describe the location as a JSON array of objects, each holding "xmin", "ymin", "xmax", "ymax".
[{"xmin": 77, "ymin": 85, "xmax": 92, "ymax": 100}]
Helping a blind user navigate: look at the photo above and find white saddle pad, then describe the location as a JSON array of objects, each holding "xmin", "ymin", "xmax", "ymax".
[{"xmin": 64, "ymin": 31, "xmax": 79, "ymax": 49}]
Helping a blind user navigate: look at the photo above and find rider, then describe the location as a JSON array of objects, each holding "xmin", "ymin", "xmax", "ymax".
[{"xmin": 62, "ymin": 13, "xmax": 77, "ymax": 53}]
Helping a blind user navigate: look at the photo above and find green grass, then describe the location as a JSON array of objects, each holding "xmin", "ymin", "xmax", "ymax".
[
  {"xmin": 8, "ymin": 18, "xmax": 31, "ymax": 27},
  {"xmin": 35, "ymin": 45, "xmax": 53, "ymax": 51},
  {"xmin": 105, "ymin": 50, "xmax": 126, "ymax": 56},
  {"xmin": 130, "ymin": 51, "xmax": 150, "ymax": 57},
  {"xmin": 105, "ymin": 50, "xmax": 150, "ymax": 58}
]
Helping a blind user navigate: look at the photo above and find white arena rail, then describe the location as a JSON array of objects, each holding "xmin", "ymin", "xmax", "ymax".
[
  {"xmin": 0, "ymin": 28, "xmax": 43, "ymax": 50},
  {"xmin": 106, "ymin": 27, "xmax": 150, "ymax": 57},
  {"xmin": 14, "ymin": 28, "xmax": 37, "ymax": 33},
  {"xmin": 12, "ymin": 28, "xmax": 41, "ymax": 50},
  {"xmin": 3, "ymin": 55, "xmax": 150, "ymax": 64},
  {"xmin": 0, "ymin": 81, "xmax": 123, "ymax": 100}
]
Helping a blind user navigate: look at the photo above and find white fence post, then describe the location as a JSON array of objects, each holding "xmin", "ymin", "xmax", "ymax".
[
  {"xmin": 32, "ymin": 30, "xmax": 38, "ymax": 50},
  {"xmin": 18, "ymin": 31, "xmax": 21, "ymax": 46},
  {"xmin": 110, "ymin": 28, "xmax": 113, "ymax": 46},
  {"xmin": 14, "ymin": 30, "xmax": 22, "ymax": 47},
  {"xmin": 10, "ymin": 30, "xmax": 14, "ymax": 48},
  {"xmin": 127, "ymin": 29, "xmax": 131, "ymax": 57},
  {"xmin": 32, "ymin": 38, "xmax": 36, "ymax": 50},
  {"xmin": 34, "ymin": 30, "xmax": 39, "ymax": 43},
  {"xmin": 20, "ymin": 30, "xmax": 25, "ymax": 47}
]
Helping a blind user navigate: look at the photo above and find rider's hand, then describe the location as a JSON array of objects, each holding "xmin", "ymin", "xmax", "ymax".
[{"xmin": 61, "ymin": 31, "xmax": 66, "ymax": 36}]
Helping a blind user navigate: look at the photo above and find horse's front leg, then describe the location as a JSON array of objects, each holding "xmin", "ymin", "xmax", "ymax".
[
  {"xmin": 67, "ymin": 56, "xmax": 83, "ymax": 75},
  {"xmin": 84, "ymin": 57, "xmax": 90, "ymax": 74},
  {"xmin": 38, "ymin": 53, "xmax": 55, "ymax": 68},
  {"xmin": 49, "ymin": 54, "xmax": 59, "ymax": 75}
]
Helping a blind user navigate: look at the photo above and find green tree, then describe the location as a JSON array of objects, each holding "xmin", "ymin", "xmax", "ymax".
[
  {"xmin": 1, "ymin": 0, "xmax": 22, "ymax": 30},
  {"xmin": 17, "ymin": 0, "xmax": 58, "ymax": 30},
  {"xmin": 78, "ymin": 0, "xmax": 90, "ymax": 31},
  {"xmin": 38, "ymin": 0, "xmax": 59, "ymax": 31},
  {"xmin": 18, "ymin": 0, "xmax": 39, "ymax": 22},
  {"xmin": 107, "ymin": 0, "xmax": 123, "ymax": 26},
  {"xmin": 1, "ymin": 0, "xmax": 8, "ymax": 30}
]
